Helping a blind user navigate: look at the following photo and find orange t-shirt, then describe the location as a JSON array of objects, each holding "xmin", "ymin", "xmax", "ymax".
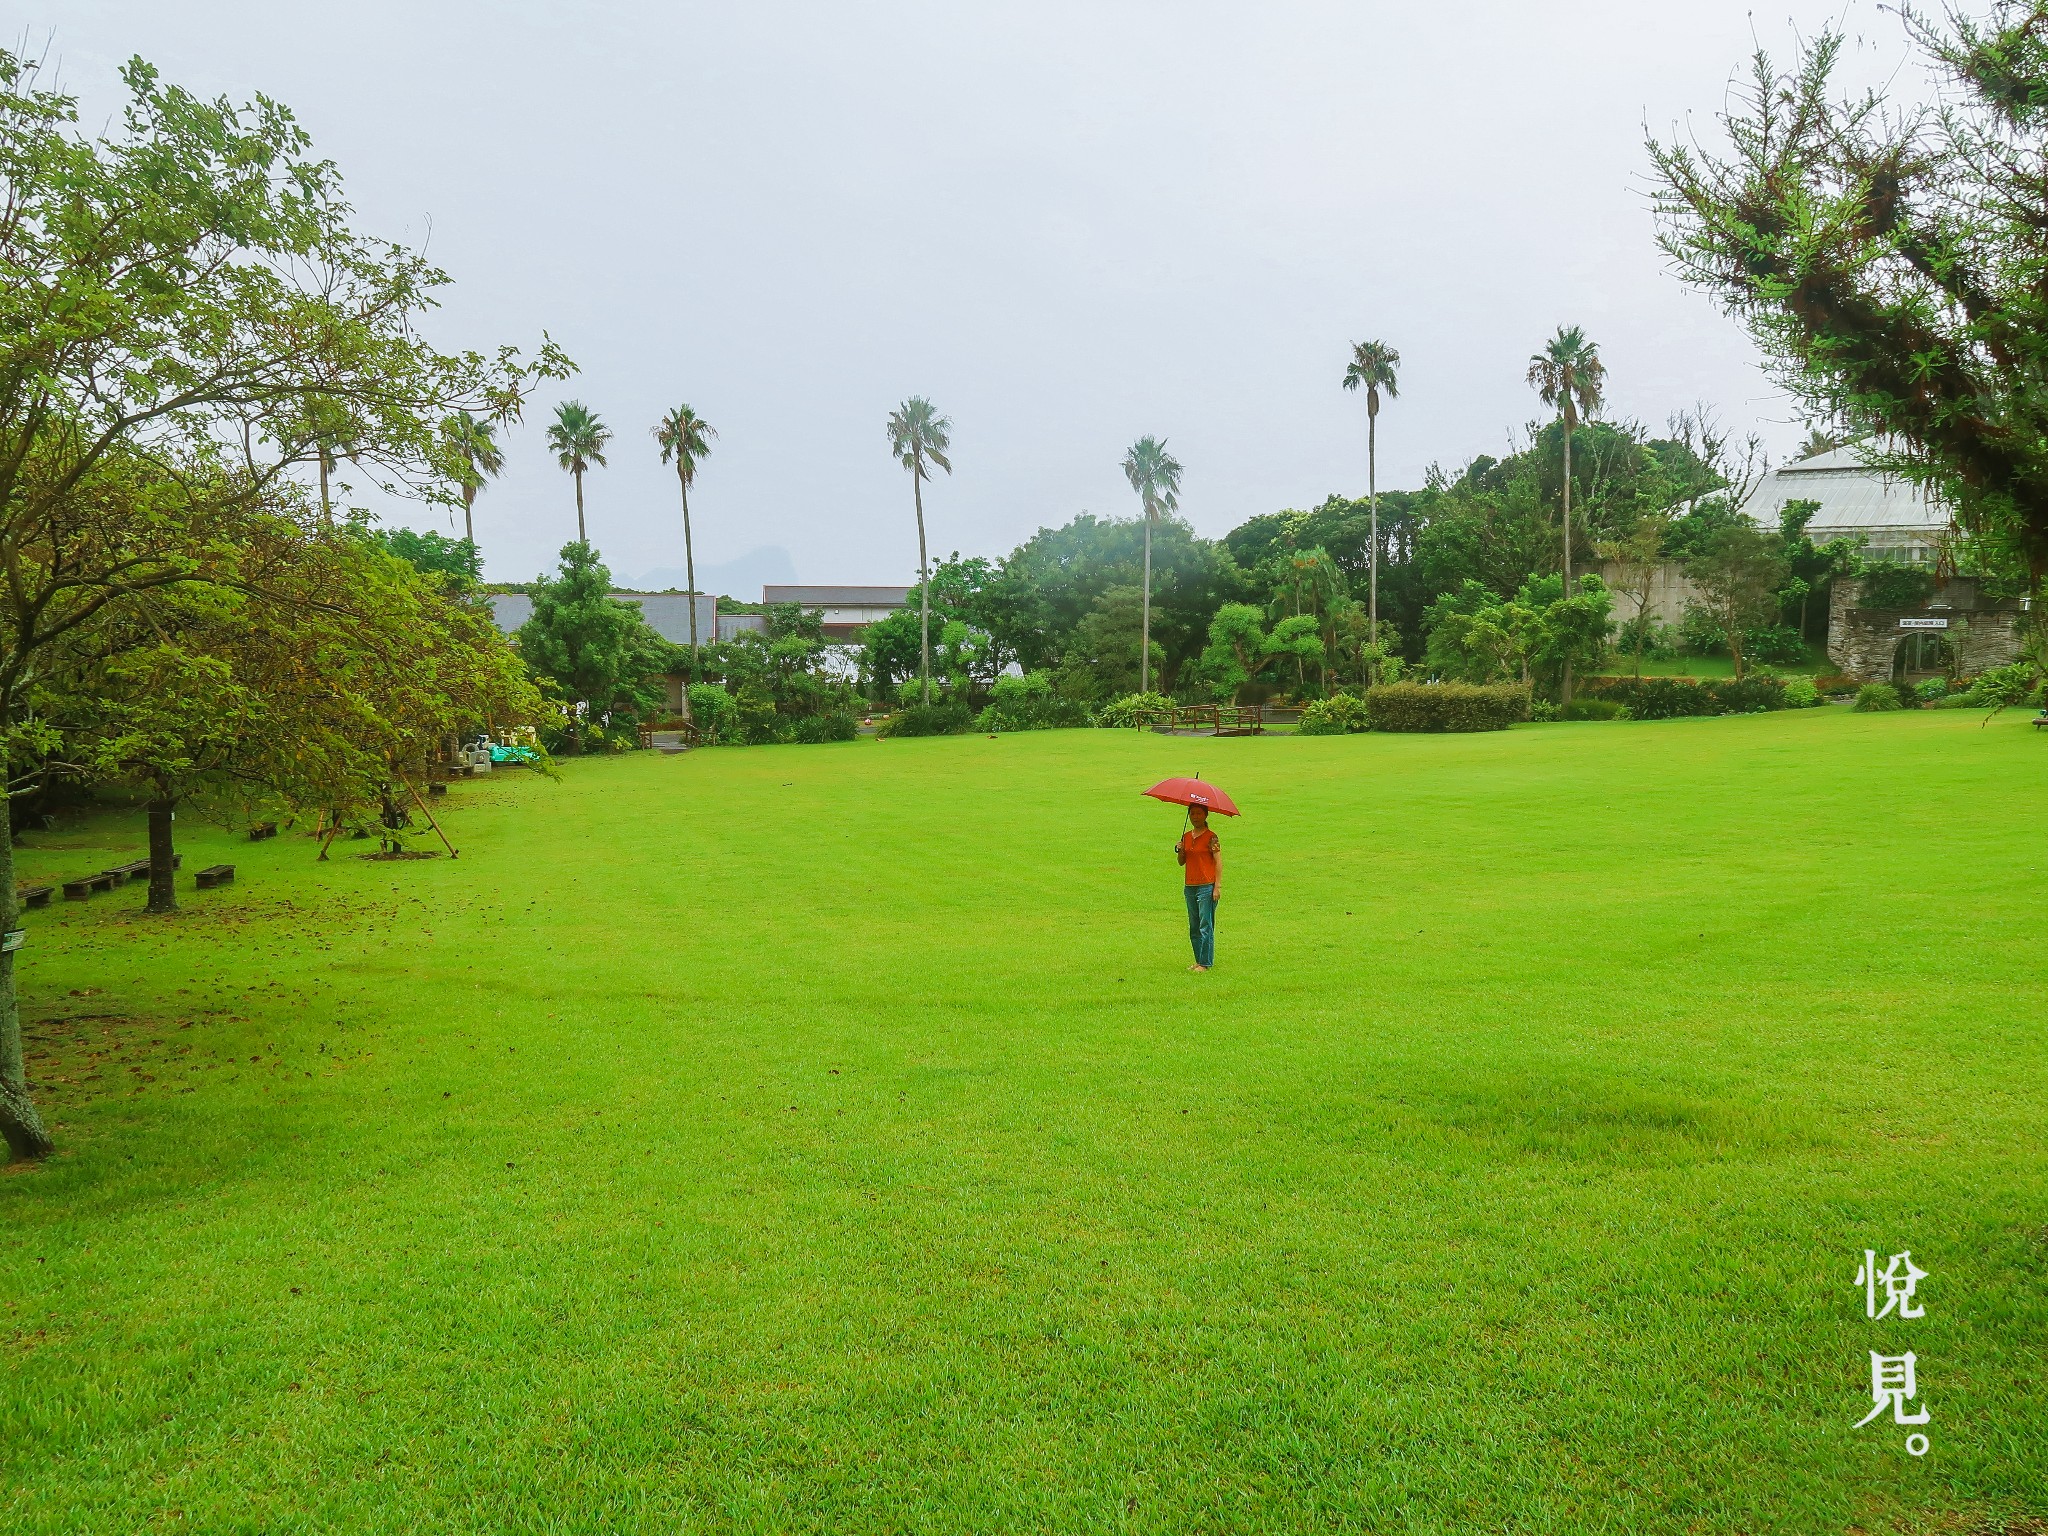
[{"xmin": 1179, "ymin": 827, "xmax": 1220, "ymax": 886}]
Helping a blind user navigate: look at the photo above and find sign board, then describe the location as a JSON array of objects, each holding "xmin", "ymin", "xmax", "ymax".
[{"xmin": 1898, "ymin": 617, "xmax": 1950, "ymax": 629}]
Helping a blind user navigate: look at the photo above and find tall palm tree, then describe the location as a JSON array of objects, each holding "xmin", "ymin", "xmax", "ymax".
[
  {"xmin": 1121, "ymin": 435, "xmax": 1183, "ymax": 697},
  {"xmin": 1527, "ymin": 325, "xmax": 1606, "ymax": 708},
  {"xmin": 652, "ymin": 404, "xmax": 718, "ymax": 682},
  {"xmin": 1526, "ymin": 326, "xmax": 1606, "ymax": 586},
  {"xmin": 1341, "ymin": 339, "xmax": 1400, "ymax": 646},
  {"xmin": 442, "ymin": 411, "xmax": 506, "ymax": 548},
  {"xmin": 546, "ymin": 400, "xmax": 611, "ymax": 543},
  {"xmin": 886, "ymin": 396, "xmax": 953, "ymax": 704}
]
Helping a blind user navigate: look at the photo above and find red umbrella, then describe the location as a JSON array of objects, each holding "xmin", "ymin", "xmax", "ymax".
[{"xmin": 1141, "ymin": 777, "xmax": 1241, "ymax": 817}]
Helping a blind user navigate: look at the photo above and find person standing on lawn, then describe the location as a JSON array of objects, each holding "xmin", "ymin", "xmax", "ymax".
[{"xmin": 1177, "ymin": 805, "xmax": 1221, "ymax": 971}]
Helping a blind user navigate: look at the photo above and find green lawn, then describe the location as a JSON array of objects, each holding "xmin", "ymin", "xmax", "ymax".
[
  {"xmin": 2, "ymin": 711, "xmax": 2043, "ymax": 1533},
  {"xmin": 1595, "ymin": 642, "xmax": 1832, "ymax": 678}
]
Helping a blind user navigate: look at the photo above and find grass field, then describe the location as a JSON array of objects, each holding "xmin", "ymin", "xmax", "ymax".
[{"xmin": 2, "ymin": 709, "xmax": 2043, "ymax": 1533}]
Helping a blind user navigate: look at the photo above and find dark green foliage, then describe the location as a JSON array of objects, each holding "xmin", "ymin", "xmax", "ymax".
[
  {"xmin": 517, "ymin": 543, "xmax": 681, "ymax": 741},
  {"xmin": 1581, "ymin": 675, "xmax": 1789, "ymax": 719},
  {"xmin": 976, "ymin": 672, "xmax": 1090, "ymax": 733},
  {"xmin": 1857, "ymin": 564, "xmax": 1937, "ymax": 610},
  {"xmin": 1652, "ymin": 11, "xmax": 2048, "ymax": 585},
  {"xmin": 1295, "ymin": 694, "xmax": 1371, "ymax": 735},
  {"xmin": 1365, "ymin": 682, "xmax": 1531, "ymax": 732},
  {"xmin": 1854, "ymin": 683, "xmax": 1905, "ymax": 713},
  {"xmin": 792, "ymin": 712, "xmax": 859, "ymax": 744},
  {"xmin": 1562, "ymin": 697, "xmax": 1629, "ymax": 720},
  {"xmin": 373, "ymin": 527, "xmax": 481, "ymax": 581},
  {"xmin": 1743, "ymin": 625, "xmax": 1809, "ymax": 666},
  {"xmin": 877, "ymin": 702, "xmax": 974, "ymax": 738}
]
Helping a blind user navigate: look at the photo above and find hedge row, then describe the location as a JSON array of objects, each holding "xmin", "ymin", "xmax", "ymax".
[
  {"xmin": 1578, "ymin": 674, "xmax": 1789, "ymax": 720},
  {"xmin": 1364, "ymin": 682, "xmax": 1531, "ymax": 733}
]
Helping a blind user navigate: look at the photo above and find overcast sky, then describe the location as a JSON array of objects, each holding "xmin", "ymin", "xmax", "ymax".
[{"xmin": 44, "ymin": 1, "xmax": 1922, "ymax": 591}]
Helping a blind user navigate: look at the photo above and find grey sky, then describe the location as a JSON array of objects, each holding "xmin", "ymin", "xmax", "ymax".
[{"xmin": 47, "ymin": 1, "xmax": 1918, "ymax": 590}]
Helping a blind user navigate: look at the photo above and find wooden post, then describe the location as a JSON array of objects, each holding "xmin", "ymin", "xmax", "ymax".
[{"xmin": 404, "ymin": 777, "xmax": 459, "ymax": 860}]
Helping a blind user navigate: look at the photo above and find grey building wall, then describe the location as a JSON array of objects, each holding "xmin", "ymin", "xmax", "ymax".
[{"xmin": 490, "ymin": 591, "xmax": 718, "ymax": 648}]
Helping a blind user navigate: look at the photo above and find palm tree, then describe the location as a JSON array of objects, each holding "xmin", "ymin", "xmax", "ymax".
[
  {"xmin": 546, "ymin": 401, "xmax": 611, "ymax": 542},
  {"xmin": 1121, "ymin": 435, "xmax": 1183, "ymax": 697},
  {"xmin": 1527, "ymin": 326, "xmax": 1606, "ymax": 708},
  {"xmin": 652, "ymin": 404, "xmax": 718, "ymax": 681},
  {"xmin": 1341, "ymin": 340, "xmax": 1400, "ymax": 645},
  {"xmin": 886, "ymin": 397, "xmax": 954, "ymax": 704},
  {"xmin": 442, "ymin": 411, "xmax": 505, "ymax": 548},
  {"xmin": 1526, "ymin": 326, "xmax": 1606, "ymax": 586}
]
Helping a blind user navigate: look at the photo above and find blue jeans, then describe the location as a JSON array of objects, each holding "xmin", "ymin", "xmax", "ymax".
[{"xmin": 1184, "ymin": 883, "xmax": 1216, "ymax": 967}]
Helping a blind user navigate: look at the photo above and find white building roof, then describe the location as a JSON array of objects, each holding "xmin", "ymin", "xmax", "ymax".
[{"xmin": 1739, "ymin": 444, "xmax": 1950, "ymax": 548}]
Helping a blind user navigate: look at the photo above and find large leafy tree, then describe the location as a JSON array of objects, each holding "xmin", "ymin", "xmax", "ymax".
[
  {"xmin": 1342, "ymin": 339, "xmax": 1401, "ymax": 643},
  {"xmin": 886, "ymin": 397, "xmax": 953, "ymax": 704},
  {"xmin": 1121, "ymin": 435, "xmax": 1184, "ymax": 696},
  {"xmin": 517, "ymin": 543, "xmax": 678, "ymax": 745},
  {"xmin": 1683, "ymin": 523, "xmax": 1789, "ymax": 680},
  {"xmin": 0, "ymin": 51, "xmax": 565, "ymax": 1160},
  {"xmin": 547, "ymin": 402, "xmax": 611, "ymax": 544},
  {"xmin": 1651, "ymin": 4, "xmax": 2048, "ymax": 586},
  {"xmin": 651, "ymin": 405, "xmax": 717, "ymax": 682}
]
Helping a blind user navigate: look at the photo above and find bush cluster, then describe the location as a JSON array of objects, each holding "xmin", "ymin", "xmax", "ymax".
[
  {"xmin": 1364, "ymin": 683, "xmax": 1530, "ymax": 733},
  {"xmin": 878, "ymin": 702, "xmax": 975, "ymax": 738},
  {"xmin": 1779, "ymin": 676, "xmax": 1821, "ymax": 708},
  {"xmin": 1561, "ymin": 697, "xmax": 1630, "ymax": 720},
  {"xmin": 1579, "ymin": 675, "xmax": 1789, "ymax": 720},
  {"xmin": 1295, "ymin": 694, "xmax": 1371, "ymax": 735},
  {"xmin": 976, "ymin": 671, "xmax": 1091, "ymax": 733},
  {"xmin": 1854, "ymin": 683, "xmax": 1905, "ymax": 712},
  {"xmin": 1813, "ymin": 673, "xmax": 1861, "ymax": 695},
  {"xmin": 1094, "ymin": 692, "xmax": 1174, "ymax": 729}
]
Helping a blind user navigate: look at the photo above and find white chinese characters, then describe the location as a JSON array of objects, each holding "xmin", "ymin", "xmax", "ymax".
[
  {"xmin": 1856, "ymin": 1249, "xmax": 1927, "ymax": 1320},
  {"xmin": 1853, "ymin": 1249, "xmax": 1930, "ymax": 1457}
]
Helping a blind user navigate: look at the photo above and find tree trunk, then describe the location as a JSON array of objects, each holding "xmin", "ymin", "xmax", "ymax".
[
  {"xmin": 462, "ymin": 482, "xmax": 476, "ymax": 547},
  {"xmin": 0, "ymin": 787, "xmax": 51, "ymax": 1161},
  {"xmin": 318, "ymin": 449, "xmax": 333, "ymax": 529},
  {"xmin": 146, "ymin": 790, "xmax": 177, "ymax": 915},
  {"xmin": 1368, "ymin": 399, "xmax": 1380, "ymax": 646},
  {"xmin": 574, "ymin": 468, "xmax": 586, "ymax": 545},
  {"xmin": 681, "ymin": 470, "xmax": 699, "ymax": 686},
  {"xmin": 1140, "ymin": 508, "xmax": 1153, "ymax": 697},
  {"xmin": 1560, "ymin": 414, "xmax": 1575, "ymax": 709},
  {"xmin": 914, "ymin": 468, "xmax": 931, "ymax": 706}
]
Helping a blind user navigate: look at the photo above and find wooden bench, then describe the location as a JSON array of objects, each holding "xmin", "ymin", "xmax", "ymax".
[
  {"xmin": 194, "ymin": 864, "xmax": 235, "ymax": 890},
  {"xmin": 105, "ymin": 856, "xmax": 182, "ymax": 885},
  {"xmin": 247, "ymin": 821, "xmax": 278, "ymax": 841},
  {"xmin": 16, "ymin": 885, "xmax": 53, "ymax": 910},
  {"xmin": 62, "ymin": 872, "xmax": 118, "ymax": 901},
  {"xmin": 2033, "ymin": 714, "xmax": 2048, "ymax": 729},
  {"xmin": 427, "ymin": 782, "xmax": 448, "ymax": 797}
]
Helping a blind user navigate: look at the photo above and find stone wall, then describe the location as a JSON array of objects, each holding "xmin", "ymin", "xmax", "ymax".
[
  {"xmin": 1825, "ymin": 577, "xmax": 2029, "ymax": 681},
  {"xmin": 1595, "ymin": 560, "xmax": 1709, "ymax": 631}
]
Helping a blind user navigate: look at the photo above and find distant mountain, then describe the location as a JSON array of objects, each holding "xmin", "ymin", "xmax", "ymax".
[{"xmin": 637, "ymin": 545, "xmax": 798, "ymax": 600}]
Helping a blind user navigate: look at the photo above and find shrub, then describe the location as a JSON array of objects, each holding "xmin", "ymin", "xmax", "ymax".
[
  {"xmin": 686, "ymin": 683, "xmax": 736, "ymax": 743},
  {"xmin": 1931, "ymin": 690, "xmax": 1983, "ymax": 708},
  {"xmin": 877, "ymin": 702, "xmax": 974, "ymax": 738},
  {"xmin": 1095, "ymin": 692, "xmax": 1174, "ymax": 729},
  {"xmin": 1295, "ymin": 694, "xmax": 1371, "ymax": 735},
  {"xmin": 1854, "ymin": 683, "xmax": 1904, "ymax": 712},
  {"xmin": 1743, "ymin": 624, "xmax": 1810, "ymax": 666},
  {"xmin": 1529, "ymin": 699, "xmax": 1560, "ymax": 722},
  {"xmin": 1780, "ymin": 676, "xmax": 1821, "ymax": 708},
  {"xmin": 792, "ymin": 711, "xmax": 859, "ymax": 744},
  {"xmin": 1579, "ymin": 675, "xmax": 1789, "ymax": 719},
  {"xmin": 1858, "ymin": 564, "xmax": 1937, "ymax": 609},
  {"xmin": 976, "ymin": 671, "xmax": 1091, "ymax": 732},
  {"xmin": 1813, "ymin": 673, "xmax": 1861, "ymax": 695},
  {"xmin": 1562, "ymin": 697, "xmax": 1629, "ymax": 720},
  {"xmin": 1365, "ymin": 682, "xmax": 1530, "ymax": 733},
  {"xmin": 1914, "ymin": 675, "xmax": 1950, "ymax": 702},
  {"xmin": 1709, "ymin": 676, "xmax": 1788, "ymax": 714},
  {"xmin": 1973, "ymin": 661, "xmax": 2041, "ymax": 710}
]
